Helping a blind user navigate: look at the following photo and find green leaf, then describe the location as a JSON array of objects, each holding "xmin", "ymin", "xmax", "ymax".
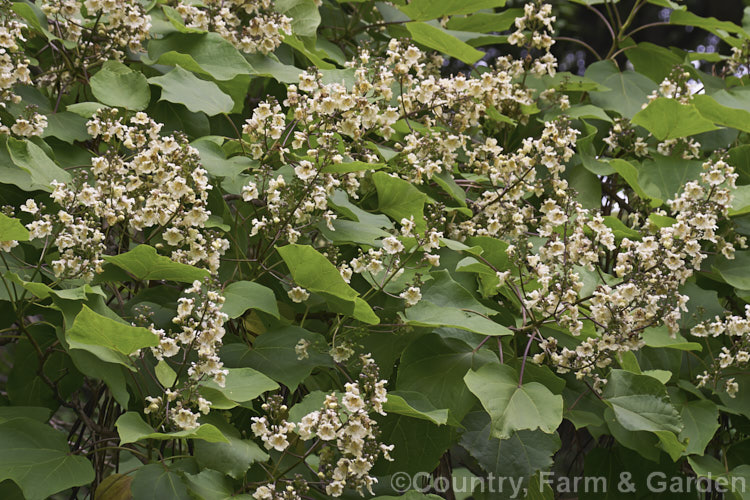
[
  {"xmin": 585, "ymin": 60, "xmax": 656, "ymax": 119},
  {"xmin": 6, "ymin": 136, "xmax": 71, "ymax": 192},
  {"xmin": 0, "ymin": 418, "xmax": 94, "ymax": 500},
  {"xmin": 42, "ymin": 111, "xmax": 90, "ymax": 143},
  {"xmin": 221, "ymin": 326, "xmax": 332, "ymax": 390},
  {"xmin": 602, "ymin": 215, "xmax": 641, "ymax": 241},
  {"xmin": 632, "ymin": 98, "xmax": 719, "ymax": 140},
  {"xmin": 146, "ymin": 32, "xmax": 254, "ymax": 81},
  {"xmin": 575, "ymin": 122, "xmax": 613, "ymax": 176},
  {"xmin": 321, "ymin": 160, "xmax": 385, "ymax": 174},
  {"xmin": 277, "ymin": 244, "xmax": 379, "ymax": 324},
  {"xmin": 183, "ymin": 470, "xmax": 236, "ymax": 500},
  {"xmin": 715, "ymin": 250, "xmax": 750, "ymax": 289},
  {"xmin": 404, "ymin": 270, "xmax": 511, "ymax": 336},
  {"xmin": 399, "ymin": 0, "xmax": 506, "ymax": 21},
  {"xmin": 149, "ymin": 66, "xmax": 234, "ymax": 116},
  {"xmin": 130, "ymin": 464, "xmax": 190, "ymax": 500},
  {"xmin": 397, "ymin": 334, "xmax": 498, "ymax": 422},
  {"xmin": 609, "ymin": 158, "xmax": 660, "ymax": 206},
  {"xmin": 221, "ymin": 281, "xmax": 279, "ymax": 319},
  {"xmin": 642, "ymin": 326, "xmax": 702, "ymax": 351},
  {"xmin": 406, "ymin": 22, "xmax": 485, "ymax": 65},
  {"xmin": 0, "ymin": 214, "xmax": 29, "ymax": 242},
  {"xmin": 406, "ymin": 300, "xmax": 511, "ymax": 336},
  {"xmin": 730, "ymin": 184, "xmax": 750, "ymax": 216},
  {"xmin": 194, "ymin": 416, "xmax": 268, "ymax": 480},
  {"xmin": 94, "ymin": 473, "xmax": 133, "ymax": 500},
  {"xmin": 89, "ymin": 61, "xmax": 151, "ymax": 111},
  {"xmin": 65, "ymin": 102, "xmax": 109, "ymax": 118},
  {"xmin": 199, "ymin": 367, "xmax": 279, "ymax": 409},
  {"xmin": 318, "ymin": 219, "xmax": 391, "ymax": 247},
  {"xmin": 679, "ymin": 399, "xmax": 719, "ymax": 456},
  {"xmin": 693, "ymin": 94, "xmax": 750, "ymax": 134},
  {"xmin": 373, "ymin": 414, "xmax": 454, "ymax": 476},
  {"xmin": 161, "ymin": 5, "xmax": 205, "ymax": 33},
  {"xmin": 155, "ymin": 360, "xmax": 177, "ymax": 387},
  {"xmin": 460, "ymin": 411, "xmax": 560, "ymax": 478},
  {"xmin": 670, "ymin": 10, "xmax": 746, "ymax": 43},
  {"xmin": 464, "ymin": 363, "xmax": 563, "ymax": 439},
  {"xmin": 625, "ymin": 42, "xmax": 684, "ymax": 83},
  {"xmin": 373, "ymin": 171, "xmax": 427, "ymax": 231},
  {"xmin": 445, "ymin": 9, "xmax": 521, "ymax": 33},
  {"xmin": 192, "ymin": 139, "xmax": 254, "ymax": 178},
  {"xmin": 637, "ymin": 155, "xmax": 702, "ymax": 202},
  {"xmin": 116, "ymin": 412, "xmax": 229, "ymax": 444},
  {"xmin": 282, "ymin": 35, "xmax": 336, "ymax": 69},
  {"xmin": 384, "ymin": 391, "xmax": 451, "ymax": 426},
  {"xmin": 66, "ymin": 305, "xmax": 159, "ymax": 356},
  {"xmin": 603, "ymin": 369, "xmax": 683, "ymax": 434},
  {"xmin": 274, "ymin": 0, "xmax": 320, "ymax": 37},
  {"xmin": 0, "ymin": 407, "xmax": 51, "ymax": 424},
  {"xmin": 329, "ymin": 189, "xmax": 393, "ymax": 228},
  {"xmin": 102, "ymin": 245, "xmax": 210, "ymax": 283},
  {"xmin": 69, "ymin": 350, "xmax": 131, "ymax": 406}
]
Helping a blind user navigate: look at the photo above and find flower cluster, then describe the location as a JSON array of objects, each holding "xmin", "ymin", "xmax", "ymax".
[
  {"xmin": 36, "ymin": 0, "xmax": 150, "ymax": 88},
  {"xmin": 693, "ymin": 306, "xmax": 750, "ymax": 397},
  {"xmin": 251, "ymin": 355, "xmax": 392, "ymax": 499},
  {"xmin": 144, "ymin": 279, "xmax": 228, "ymax": 430},
  {"xmin": 508, "ymin": 1, "xmax": 557, "ymax": 75},
  {"xmin": 533, "ymin": 158, "xmax": 740, "ymax": 388},
  {"xmin": 644, "ymin": 68, "xmax": 703, "ymax": 158},
  {"xmin": 0, "ymin": 1, "xmax": 30, "ymax": 102},
  {"xmin": 173, "ymin": 0, "xmax": 292, "ymax": 54},
  {"xmin": 0, "ymin": 1, "xmax": 41, "ymax": 136},
  {"xmin": 19, "ymin": 109, "xmax": 229, "ymax": 280},
  {"xmin": 251, "ymin": 395, "xmax": 297, "ymax": 453}
]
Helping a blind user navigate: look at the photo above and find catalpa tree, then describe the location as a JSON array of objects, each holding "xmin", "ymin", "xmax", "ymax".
[{"xmin": 0, "ymin": 0, "xmax": 749, "ymax": 498}]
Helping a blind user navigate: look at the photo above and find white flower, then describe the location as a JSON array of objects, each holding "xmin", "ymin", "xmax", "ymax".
[
  {"xmin": 381, "ymin": 235, "xmax": 404, "ymax": 254},
  {"xmin": 294, "ymin": 160, "xmax": 317, "ymax": 181},
  {"xmin": 288, "ymin": 286, "xmax": 310, "ymax": 303},
  {"xmin": 242, "ymin": 181, "xmax": 259, "ymax": 201},
  {"xmin": 295, "ymin": 338, "xmax": 310, "ymax": 360},
  {"xmin": 20, "ymin": 199, "xmax": 38, "ymax": 214},
  {"xmin": 399, "ymin": 286, "xmax": 421, "ymax": 306}
]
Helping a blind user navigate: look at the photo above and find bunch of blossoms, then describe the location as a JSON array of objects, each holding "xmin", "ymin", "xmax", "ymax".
[
  {"xmin": 240, "ymin": 4, "xmax": 566, "ymax": 195},
  {"xmin": 344, "ymin": 212, "xmax": 444, "ymax": 308},
  {"xmin": 251, "ymin": 355, "xmax": 392, "ymax": 499},
  {"xmin": 641, "ymin": 67, "xmax": 702, "ymax": 158},
  {"xmin": 532, "ymin": 158, "xmax": 741, "ymax": 389},
  {"xmin": 36, "ymin": 0, "xmax": 150, "ymax": 89},
  {"xmin": 602, "ymin": 118, "xmax": 649, "ymax": 157},
  {"xmin": 0, "ymin": 1, "xmax": 47, "ymax": 137},
  {"xmin": 239, "ymin": 95, "xmax": 359, "ymax": 246},
  {"xmin": 453, "ymin": 118, "xmax": 579, "ymax": 242},
  {"xmin": 724, "ymin": 39, "xmax": 750, "ymax": 76},
  {"xmin": 172, "ymin": 0, "xmax": 292, "ymax": 54},
  {"xmin": 143, "ymin": 279, "xmax": 228, "ymax": 430},
  {"xmin": 19, "ymin": 109, "xmax": 228, "ymax": 281},
  {"xmin": 692, "ymin": 307, "xmax": 750, "ymax": 397},
  {"xmin": 507, "ymin": 0, "xmax": 557, "ymax": 76},
  {"xmin": 380, "ymin": 33, "xmax": 568, "ymax": 185}
]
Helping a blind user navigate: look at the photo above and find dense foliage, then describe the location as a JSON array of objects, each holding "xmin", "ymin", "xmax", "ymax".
[{"xmin": 4, "ymin": 0, "xmax": 750, "ymax": 498}]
